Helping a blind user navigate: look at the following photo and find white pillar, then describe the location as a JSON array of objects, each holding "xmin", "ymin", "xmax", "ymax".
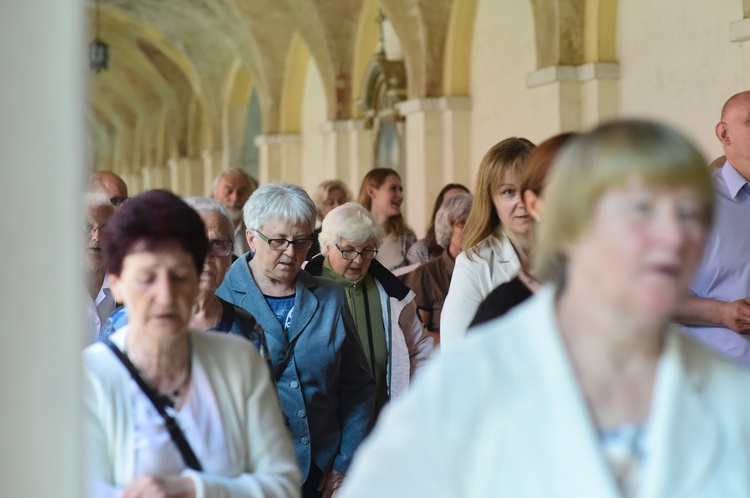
[
  {"xmin": 396, "ymin": 97, "xmax": 472, "ymax": 237},
  {"xmin": 526, "ymin": 63, "xmax": 620, "ymax": 131},
  {"xmin": 166, "ymin": 157, "xmax": 204, "ymax": 197},
  {"xmin": 255, "ymin": 134, "xmax": 302, "ymax": 185},
  {"xmin": 0, "ymin": 0, "xmax": 84, "ymax": 496},
  {"xmin": 201, "ymin": 148, "xmax": 226, "ymax": 195},
  {"xmin": 320, "ymin": 119, "xmax": 373, "ymax": 194}
]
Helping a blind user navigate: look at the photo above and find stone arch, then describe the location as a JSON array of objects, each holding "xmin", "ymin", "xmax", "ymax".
[
  {"xmin": 351, "ymin": 0, "xmax": 381, "ymax": 118},
  {"xmin": 443, "ymin": 0, "xmax": 479, "ymax": 95},
  {"xmin": 223, "ymin": 59, "xmax": 253, "ymax": 165},
  {"xmin": 279, "ymin": 34, "xmax": 312, "ymax": 133},
  {"xmin": 583, "ymin": 0, "xmax": 617, "ymax": 62}
]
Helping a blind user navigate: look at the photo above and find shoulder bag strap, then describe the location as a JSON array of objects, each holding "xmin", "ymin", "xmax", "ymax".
[{"xmin": 103, "ymin": 338, "xmax": 203, "ymax": 471}]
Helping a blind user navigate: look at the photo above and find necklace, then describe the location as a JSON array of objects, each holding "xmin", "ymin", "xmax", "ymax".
[{"xmin": 168, "ymin": 356, "xmax": 193, "ymax": 400}]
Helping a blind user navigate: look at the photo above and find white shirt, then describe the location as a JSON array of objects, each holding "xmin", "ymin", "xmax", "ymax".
[
  {"xmin": 132, "ymin": 352, "xmax": 232, "ymax": 479},
  {"xmin": 84, "ymin": 277, "xmax": 116, "ymax": 345}
]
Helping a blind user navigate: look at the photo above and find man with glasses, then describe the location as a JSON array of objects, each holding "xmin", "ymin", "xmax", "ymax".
[{"xmin": 83, "ymin": 193, "xmax": 116, "ymax": 345}]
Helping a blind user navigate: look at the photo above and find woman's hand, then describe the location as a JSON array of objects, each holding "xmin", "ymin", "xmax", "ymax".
[
  {"xmin": 122, "ymin": 475, "xmax": 195, "ymax": 498},
  {"xmin": 318, "ymin": 469, "xmax": 345, "ymax": 498}
]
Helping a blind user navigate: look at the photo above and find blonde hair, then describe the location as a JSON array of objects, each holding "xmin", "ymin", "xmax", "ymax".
[
  {"xmin": 463, "ymin": 137, "xmax": 535, "ymax": 260},
  {"xmin": 357, "ymin": 168, "xmax": 409, "ymax": 238},
  {"xmin": 535, "ymin": 119, "xmax": 714, "ymax": 286},
  {"xmin": 312, "ymin": 179, "xmax": 352, "ymax": 221}
]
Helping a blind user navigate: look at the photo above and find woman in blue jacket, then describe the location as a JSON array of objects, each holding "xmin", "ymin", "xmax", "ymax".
[{"xmin": 216, "ymin": 182, "xmax": 375, "ymax": 498}]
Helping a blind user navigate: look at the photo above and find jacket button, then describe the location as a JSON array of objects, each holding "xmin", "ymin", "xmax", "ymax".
[
  {"xmin": 300, "ymin": 437, "xmax": 309, "ymax": 445},
  {"xmin": 290, "ymin": 380, "xmax": 299, "ymax": 389},
  {"xmin": 297, "ymin": 410, "xmax": 306, "ymax": 418}
]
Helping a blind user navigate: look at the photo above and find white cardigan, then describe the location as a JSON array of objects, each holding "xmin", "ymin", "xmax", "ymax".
[
  {"xmin": 83, "ymin": 328, "xmax": 301, "ymax": 498},
  {"xmin": 341, "ymin": 287, "xmax": 750, "ymax": 498},
  {"xmin": 374, "ymin": 281, "xmax": 434, "ymax": 400},
  {"xmin": 439, "ymin": 230, "xmax": 521, "ymax": 353}
]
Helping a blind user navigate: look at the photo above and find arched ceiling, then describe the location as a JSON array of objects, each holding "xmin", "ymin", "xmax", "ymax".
[{"xmin": 87, "ymin": 0, "xmax": 608, "ymax": 173}]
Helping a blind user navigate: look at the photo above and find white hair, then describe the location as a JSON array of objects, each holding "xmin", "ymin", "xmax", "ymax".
[
  {"xmin": 435, "ymin": 193, "xmax": 473, "ymax": 248},
  {"xmin": 318, "ymin": 202, "xmax": 384, "ymax": 253},
  {"xmin": 243, "ymin": 182, "xmax": 316, "ymax": 232},
  {"xmin": 210, "ymin": 167, "xmax": 258, "ymax": 193},
  {"xmin": 183, "ymin": 196, "xmax": 233, "ymax": 237}
]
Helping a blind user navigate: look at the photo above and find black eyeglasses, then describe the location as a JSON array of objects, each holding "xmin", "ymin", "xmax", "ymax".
[
  {"xmin": 110, "ymin": 196, "xmax": 129, "ymax": 207},
  {"xmin": 207, "ymin": 239, "xmax": 233, "ymax": 257},
  {"xmin": 335, "ymin": 244, "xmax": 379, "ymax": 261},
  {"xmin": 254, "ymin": 229, "xmax": 314, "ymax": 252}
]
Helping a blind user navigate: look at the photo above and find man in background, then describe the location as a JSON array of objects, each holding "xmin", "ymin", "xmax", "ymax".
[
  {"xmin": 211, "ymin": 167, "xmax": 257, "ymax": 258},
  {"xmin": 677, "ymin": 90, "xmax": 750, "ymax": 365}
]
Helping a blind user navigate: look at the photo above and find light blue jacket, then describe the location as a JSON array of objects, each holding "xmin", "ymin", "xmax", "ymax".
[{"xmin": 216, "ymin": 253, "xmax": 375, "ymax": 481}]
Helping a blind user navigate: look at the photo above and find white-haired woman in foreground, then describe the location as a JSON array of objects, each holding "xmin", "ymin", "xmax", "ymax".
[
  {"xmin": 305, "ymin": 202, "xmax": 433, "ymax": 418},
  {"xmin": 340, "ymin": 120, "xmax": 750, "ymax": 497}
]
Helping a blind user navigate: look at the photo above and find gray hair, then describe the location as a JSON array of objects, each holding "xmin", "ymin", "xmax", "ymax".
[
  {"xmin": 184, "ymin": 196, "xmax": 233, "ymax": 238},
  {"xmin": 435, "ymin": 193, "xmax": 473, "ymax": 248},
  {"xmin": 243, "ymin": 182, "xmax": 317, "ymax": 232},
  {"xmin": 211, "ymin": 167, "xmax": 258, "ymax": 193},
  {"xmin": 318, "ymin": 202, "xmax": 384, "ymax": 253}
]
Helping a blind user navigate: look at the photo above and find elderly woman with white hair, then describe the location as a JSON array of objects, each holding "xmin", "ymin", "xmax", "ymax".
[
  {"xmin": 407, "ymin": 193, "xmax": 473, "ymax": 344},
  {"xmin": 216, "ymin": 183, "xmax": 375, "ymax": 498},
  {"xmin": 305, "ymin": 202, "xmax": 434, "ymax": 417}
]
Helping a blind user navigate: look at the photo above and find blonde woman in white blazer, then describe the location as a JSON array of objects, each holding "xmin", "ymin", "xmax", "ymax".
[
  {"xmin": 440, "ymin": 137, "xmax": 535, "ymax": 352},
  {"xmin": 341, "ymin": 121, "xmax": 750, "ymax": 497}
]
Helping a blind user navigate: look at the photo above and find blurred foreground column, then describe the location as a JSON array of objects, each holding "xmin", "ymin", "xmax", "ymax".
[{"xmin": 0, "ymin": 0, "xmax": 84, "ymax": 496}]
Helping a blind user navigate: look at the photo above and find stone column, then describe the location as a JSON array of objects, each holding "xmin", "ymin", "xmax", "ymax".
[
  {"xmin": 396, "ymin": 97, "xmax": 472, "ymax": 236},
  {"xmin": 526, "ymin": 63, "xmax": 620, "ymax": 131},
  {"xmin": 201, "ymin": 149, "xmax": 226, "ymax": 196},
  {"xmin": 320, "ymin": 119, "xmax": 374, "ymax": 192},
  {"xmin": 141, "ymin": 164, "xmax": 170, "ymax": 191},
  {"xmin": 166, "ymin": 157, "xmax": 204, "ymax": 197},
  {"xmin": 255, "ymin": 134, "xmax": 302, "ymax": 185},
  {"xmin": 0, "ymin": 0, "xmax": 84, "ymax": 496}
]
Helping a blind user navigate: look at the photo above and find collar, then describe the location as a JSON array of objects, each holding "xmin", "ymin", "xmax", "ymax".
[
  {"xmin": 306, "ymin": 253, "xmax": 410, "ymax": 300},
  {"xmin": 721, "ymin": 161, "xmax": 749, "ymax": 199},
  {"xmin": 322, "ymin": 257, "xmax": 367, "ymax": 288}
]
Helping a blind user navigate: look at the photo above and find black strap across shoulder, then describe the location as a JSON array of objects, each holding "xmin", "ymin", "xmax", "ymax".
[{"xmin": 103, "ymin": 338, "xmax": 203, "ymax": 471}]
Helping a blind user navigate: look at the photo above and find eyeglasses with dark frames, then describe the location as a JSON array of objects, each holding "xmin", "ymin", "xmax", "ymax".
[
  {"xmin": 254, "ymin": 229, "xmax": 314, "ymax": 252},
  {"xmin": 335, "ymin": 244, "xmax": 379, "ymax": 261},
  {"xmin": 109, "ymin": 196, "xmax": 129, "ymax": 207}
]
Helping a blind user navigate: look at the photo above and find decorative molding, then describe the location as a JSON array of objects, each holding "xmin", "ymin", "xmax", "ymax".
[
  {"xmin": 319, "ymin": 119, "xmax": 368, "ymax": 133},
  {"xmin": 254, "ymin": 133, "xmax": 301, "ymax": 146},
  {"xmin": 395, "ymin": 96, "xmax": 472, "ymax": 115},
  {"xmin": 526, "ymin": 63, "xmax": 620, "ymax": 88},
  {"xmin": 730, "ymin": 18, "xmax": 750, "ymax": 43}
]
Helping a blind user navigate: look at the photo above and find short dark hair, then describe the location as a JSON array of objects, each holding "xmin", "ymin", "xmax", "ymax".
[{"xmin": 103, "ymin": 189, "xmax": 208, "ymax": 276}]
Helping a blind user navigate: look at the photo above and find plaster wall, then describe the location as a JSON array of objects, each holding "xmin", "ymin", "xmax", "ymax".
[
  {"xmin": 469, "ymin": 0, "xmax": 555, "ymax": 183},
  {"xmin": 301, "ymin": 57, "xmax": 328, "ymax": 194},
  {"xmin": 618, "ymin": 0, "xmax": 741, "ymax": 160}
]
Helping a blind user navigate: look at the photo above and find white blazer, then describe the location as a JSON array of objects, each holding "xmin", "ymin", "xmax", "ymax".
[
  {"xmin": 440, "ymin": 230, "xmax": 521, "ymax": 353},
  {"xmin": 341, "ymin": 287, "xmax": 750, "ymax": 498}
]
